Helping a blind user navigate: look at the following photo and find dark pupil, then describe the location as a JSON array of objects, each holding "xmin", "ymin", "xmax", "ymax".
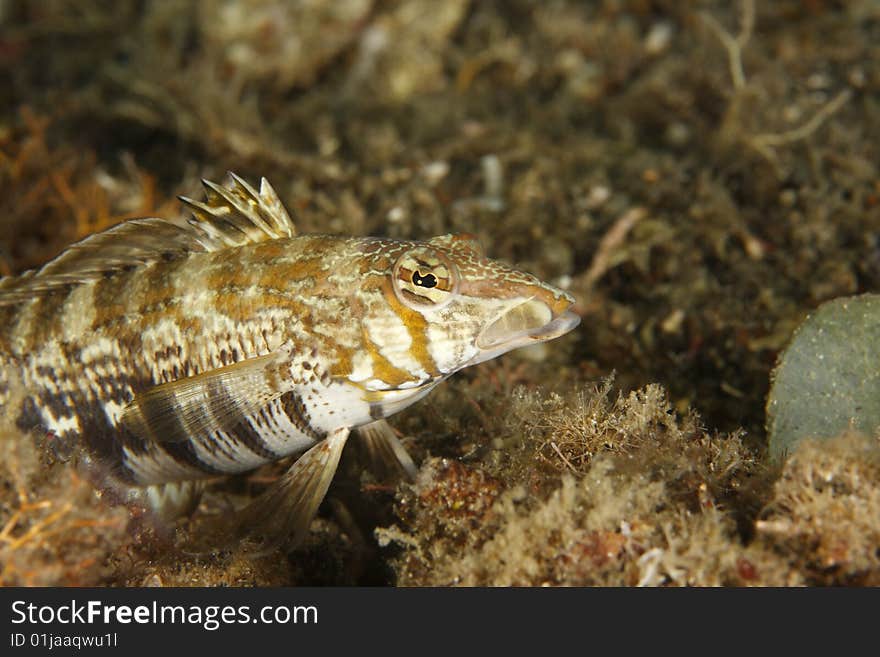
[{"xmin": 412, "ymin": 270, "xmax": 438, "ymax": 288}]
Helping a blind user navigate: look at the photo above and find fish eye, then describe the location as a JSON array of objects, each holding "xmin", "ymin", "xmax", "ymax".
[
  {"xmin": 392, "ymin": 246, "xmax": 459, "ymax": 310},
  {"xmin": 411, "ymin": 271, "xmax": 437, "ymax": 288}
]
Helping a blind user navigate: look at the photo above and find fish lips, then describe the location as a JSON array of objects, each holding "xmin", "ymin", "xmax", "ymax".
[{"xmin": 470, "ymin": 298, "xmax": 580, "ymax": 365}]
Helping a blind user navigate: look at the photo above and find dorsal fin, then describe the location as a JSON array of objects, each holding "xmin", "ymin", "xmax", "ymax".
[
  {"xmin": 0, "ymin": 173, "xmax": 296, "ymax": 306},
  {"xmin": 0, "ymin": 219, "xmax": 205, "ymax": 306},
  {"xmin": 181, "ymin": 173, "xmax": 296, "ymax": 250}
]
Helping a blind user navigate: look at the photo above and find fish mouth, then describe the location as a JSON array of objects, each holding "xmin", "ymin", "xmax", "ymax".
[
  {"xmin": 475, "ymin": 297, "xmax": 580, "ymax": 355},
  {"xmin": 531, "ymin": 308, "xmax": 581, "ymax": 341}
]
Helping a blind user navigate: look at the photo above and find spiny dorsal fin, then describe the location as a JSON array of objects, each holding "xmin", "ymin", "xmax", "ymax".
[
  {"xmin": 0, "ymin": 173, "xmax": 295, "ymax": 306},
  {"xmin": 181, "ymin": 172, "xmax": 296, "ymax": 250}
]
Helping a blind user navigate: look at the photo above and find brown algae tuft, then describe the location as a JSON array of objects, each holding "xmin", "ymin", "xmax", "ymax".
[{"xmin": 378, "ymin": 382, "xmax": 772, "ymax": 586}]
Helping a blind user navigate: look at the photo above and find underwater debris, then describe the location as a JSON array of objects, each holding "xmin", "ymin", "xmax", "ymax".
[
  {"xmin": 381, "ymin": 457, "xmax": 751, "ymax": 586},
  {"xmin": 202, "ymin": 0, "xmax": 372, "ymax": 91},
  {"xmin": 702, "ymin": 0, "xmax": 854, "ymax": 179},
  {"xmin": 0, "ymin": 108, "xmax": 175, "ymax": 274},
  {"xmin": 345, "ymin": 0, "xmax": 470, "ymax": 103},
  {"xmin": 578, "ymin": 207, "xmax": 647, "ymax": 290},
  {"xmin": 380, "ymin": 382, "xmax": 770, "ymax": 586},
  {"xmin": 754, "ymin": 433, "xmax": 880, "ymax": 585},
  {"xmin": 0, "ymin": 419, "xmax": 129, "ymax": 586},
  {"xmin": 766, "ymin": 294, "xmax": 880, "ymax": 459},
  {"xmin": 511, "ymin": 378, "xmax": 649, "ymax": 474}
]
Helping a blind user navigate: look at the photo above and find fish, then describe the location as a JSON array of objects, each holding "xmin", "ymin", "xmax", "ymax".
[{"xmin": 0, "ymin": 173, "xmax": 579, "ymax": 547}]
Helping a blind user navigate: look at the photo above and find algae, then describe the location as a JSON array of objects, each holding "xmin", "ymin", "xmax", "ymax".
[{"xmin": 1, "ymin": 0, "xmax": 879, "ymax": 586}]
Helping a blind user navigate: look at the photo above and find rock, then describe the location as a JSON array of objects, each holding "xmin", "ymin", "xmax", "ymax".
[{"xmin": 767, "ymin": 294, "xmax": 880, "ymax": 459}]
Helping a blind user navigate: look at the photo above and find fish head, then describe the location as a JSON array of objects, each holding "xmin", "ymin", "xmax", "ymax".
[{"xmin": 385, "ymin": 233, "xmax": 580, "ymax": 377}]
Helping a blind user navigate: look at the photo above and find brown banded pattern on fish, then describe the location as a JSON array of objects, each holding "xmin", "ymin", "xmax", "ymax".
[{"xmin": 0, "ymin": 173, "xmax": 579, "ymax": 547}]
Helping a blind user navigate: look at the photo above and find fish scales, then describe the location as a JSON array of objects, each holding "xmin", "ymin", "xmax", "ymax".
[
  {"xmin": 4, "ymin": 237, "xmax": 389, "ymax": 478},
  {"xmin": 0, "ymin": 174, "xmax": 580, "ymax": 546}
]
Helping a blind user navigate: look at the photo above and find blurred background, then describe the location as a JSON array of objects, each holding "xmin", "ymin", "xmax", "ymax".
[
  {"xmin": 3, "ymin": 1, "xmax": 878, "ymax": 439},
  {"xmin": 1, "ymin": 1, "xmax": 879, "ymax": 585}
]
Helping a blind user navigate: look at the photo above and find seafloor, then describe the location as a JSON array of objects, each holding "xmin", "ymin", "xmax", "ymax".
[{"xmin": 1, "ymin": 0, "xmax": 878, "ymax": 586}]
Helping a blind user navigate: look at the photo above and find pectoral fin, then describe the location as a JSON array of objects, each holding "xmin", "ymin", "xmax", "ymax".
[
  {"xmin": 356, "ymin": 420, "xmax": 417, "ymax": 481},
  {"xmin": 121, "ymin": 351, "xmax": 289, "ymax": 445},
  {"xmin": 237, "ymin": 427, "xmax": 350, "ymax": 551}
]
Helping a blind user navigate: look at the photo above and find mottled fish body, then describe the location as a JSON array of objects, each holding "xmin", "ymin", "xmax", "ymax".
[{"xmin": 0, "ymin": 174, "xmax": 579, "ymax": 545}]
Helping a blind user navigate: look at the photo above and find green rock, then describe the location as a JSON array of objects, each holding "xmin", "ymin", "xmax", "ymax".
[{"xmin": 766, "ymin": 293, "xmax": 880, "ymax": 459}]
